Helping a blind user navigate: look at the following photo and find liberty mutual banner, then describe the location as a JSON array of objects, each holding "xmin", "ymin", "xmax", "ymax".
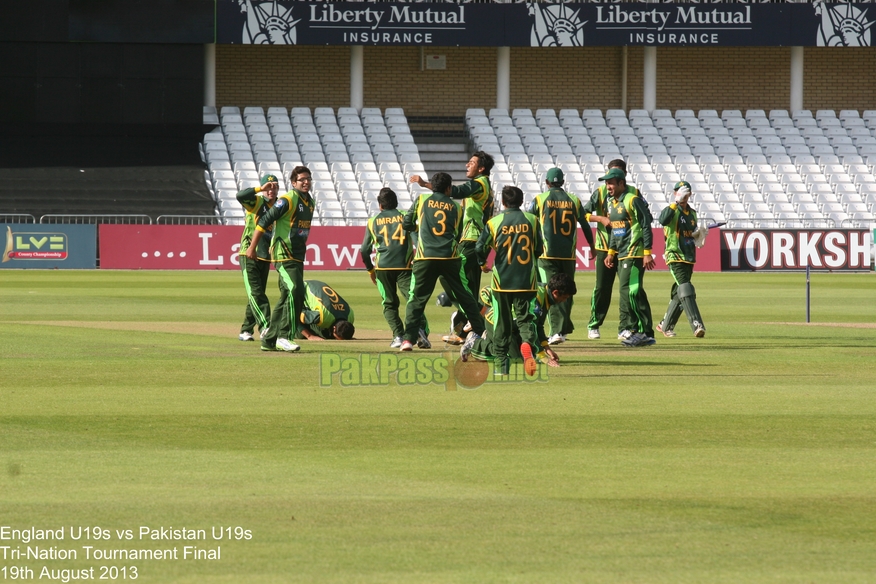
[{"xmin": 216, "ymin": 3, "xmax": 874, "ymax": 47}]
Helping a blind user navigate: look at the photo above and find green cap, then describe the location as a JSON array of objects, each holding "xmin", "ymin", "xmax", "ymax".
[
  {"xmin": 673, "ymin": 180, "xmax": 692, "ymax": 191},
  {"xmin": 260, "ymin": 174, "xmax": 278, "ymax": 186},
  {"xmin": 598, "ymin": 168, "xmax": 626, "ymax": 182},
  {"xmin": 546, "ymin": 167, "xmax": 564, "ymax": 185}
]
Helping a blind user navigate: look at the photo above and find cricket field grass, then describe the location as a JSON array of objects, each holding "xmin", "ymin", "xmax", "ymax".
[{"xmin": 1, "ymin": 269, "xmax": 875, "ymax": 583}]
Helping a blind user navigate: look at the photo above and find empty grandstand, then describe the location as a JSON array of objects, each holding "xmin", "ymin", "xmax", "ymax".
[{"xmin": 203, "ymin": 106, "xmax": 876, "ymax": 229}]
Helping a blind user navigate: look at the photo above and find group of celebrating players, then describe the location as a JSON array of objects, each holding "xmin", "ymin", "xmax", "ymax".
[{"xmin": 233, "ymin": 152, "xmax": 708, "ymax": 376}]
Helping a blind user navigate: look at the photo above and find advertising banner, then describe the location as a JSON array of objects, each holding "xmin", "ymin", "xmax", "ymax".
[
  {"xmin": 99, "ymin": 225, "xmax": 369, "ymax": 270},
  {"xmin": 216, "ymin": 2, "xmax": 870, "ymax": 48},
  {"xmin": 99, "ymin": 224, "xmax": 723, "ymax": 272},
  {"xmin": 0, "ymin": 224, "xmax": 97, "ymax": 269},
  {"xmin": 720, "ymin": 229, "xmax": 872, "ymax": 271}
]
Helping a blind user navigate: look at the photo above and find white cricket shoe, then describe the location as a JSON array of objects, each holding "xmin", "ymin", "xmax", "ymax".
[
  {"xmin": 587, "ymin": 329, "xmax": 600, "ymax": 340},
  {"xmin": 618, "ymin": 330, "xmax": 633, "ymax": 340},
  {"xmin": 276, "ymin": 338, "xmax": 300, "ymax": 352},
  {"xmin": 547, "ymin": 334, "xmax": 566, "ymax": 345},
  {"xmin": 238, "ymin": 332, "xmax": 254, "ymax": 342},
  {"xmin": 390, "ymin": 336, "xmax": 404, "ymax": 348}
]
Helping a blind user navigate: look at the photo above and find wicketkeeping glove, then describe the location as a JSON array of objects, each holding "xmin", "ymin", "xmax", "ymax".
[{"xmin": 674, "ymin": 185, "xmax": 691, "ymax": 203}]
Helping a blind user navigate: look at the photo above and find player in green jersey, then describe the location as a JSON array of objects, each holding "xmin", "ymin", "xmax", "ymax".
[
  {"xmin": 656, "ymin": 181, "xmax": 707, "ymax": 338},
  {"xmin": 527, "ymin": 167, "xmax": 595, "ymax": 345},
  {"xmin": 246, "ymin": 165, "xmax": 315, "ymax": 353},
  {"xmin": 360, "ymin": 187, "xmax": 429, "ymax": 348},
  {"xmin": 410, "ymin": 151, "xmax": 494, "ymax": 342},
  {"xmin": 597, "ymin": 167, "xmax": 656, "ymax": 348},
  {"xmin": 236, "ymin": 174, "xmax": 278, "ymax": 342},
  {"xmin": 400, "ymin": 172, "xmax": 485, "ymax": 356},
  {"xmin": 296, "ymin": 280, "xmax": 355, "ymax": 341},
  {"xmin": 475, "ymin": 185, "xmax": 542, "ymax": 375},
  {"xmin": 582, "ymin": 158, "xmax": 642, "ymax": 341}
]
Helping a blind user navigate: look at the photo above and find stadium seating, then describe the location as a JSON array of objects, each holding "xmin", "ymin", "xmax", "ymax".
[{"xmin": 204, "ymin": 107, "xmax": 876, "ymax": 228}]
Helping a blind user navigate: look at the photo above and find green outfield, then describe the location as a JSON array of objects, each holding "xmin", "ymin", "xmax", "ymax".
[{"xmin": 1, "ymin": 269, "xmax": 875, "ymax": 583}]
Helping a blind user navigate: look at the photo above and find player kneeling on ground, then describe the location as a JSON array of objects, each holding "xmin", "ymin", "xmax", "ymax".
[
  {"xmin": 296, "ymin": 280, "xmax": 355, "ymax": 341},
  {"xmin": 656, "ymin": 181, "xmax": 707, "ymax": 338}
]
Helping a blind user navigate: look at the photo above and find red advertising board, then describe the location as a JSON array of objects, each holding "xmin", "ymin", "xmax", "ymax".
[{"xmin": 99, "ymin": 225, "xmax": 723, "ymax": 271}]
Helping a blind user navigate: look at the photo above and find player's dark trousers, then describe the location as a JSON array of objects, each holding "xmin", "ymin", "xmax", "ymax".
[
  {"xmin": 376, "ymin": 269, "xmax": 427, "ymax": 339},
  {"xmin": 240, "ymin": 256, "xmax": 271, "ymax": 335},
  {"xmin": 439, "ymin": 241, "xmax": 481, "ymax": 331},
  {"xmin": 617, "ymin": 257, "xmax": 654, "ymax": 338},
  {"xmin": 262, "ymin": 260, "xmax": 304, "ymax": 347},
  {"xmin": 538, "ymin": 258, "xmax": 576, "ymax": 336},
  {"xmin": 492, "ymin": 291, "xmax": 537, "ymax": 374},
  {"xmin": 404, "ymin": 259, "xmax": 484, "ymax": 344},
  {"xmin": 662, "ymin": 262, "xmax": 704, "ymax": 333},
  {"xmin": 588, "ymin": 249, "xmax": 619, "ymax": 331}
]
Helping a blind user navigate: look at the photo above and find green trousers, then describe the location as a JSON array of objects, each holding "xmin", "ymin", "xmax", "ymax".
[
  {"xmin": 492, "ymin": 290, "xmax": 538, "ymax": 374},
  {"xmin": 538, "ymin": 258, "xmax": 576, "ymax": 336},
  {"xmin": 404, "ymin": 259, "xmax": 484, "ymax": 344},
  {"xmin": 662, "ymin": 262, "xmax": 705, "ymax": 333},
  {"xmin": 617, "ymin": 256, "xmax": 654, "ymax": 337},
  {"xmin": 375, "ymin": 269, "xmax": 428, "ymax": 339},
  {"xmin": 239, "ymin": 256, "xmax": 271, "ymax": 335},
  {"xmin": 588, "ymin": 249, "xmax": 621, "ymax": 331},
  {"xmin": 262, "ymin": 260, "xmax": 304, "ymax": 348},
  {"xmin": 439, "ymin": 240, "xmax": 482, "ymax": 332}
]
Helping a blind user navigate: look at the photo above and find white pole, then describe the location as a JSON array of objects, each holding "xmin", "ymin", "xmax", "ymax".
[
  {"xmin": 643, "ymin": 46, "xmax": 656, "ymax": 113},
  {"xmin": 790, "ymin": 46, "xmax": 804, "ymax": 113},
  {"xmin": 621, "ymin": 46, "xmax": 628, "ymax": 113},
  {"xmin": 204, "ymin": 43, "xmax": 216, "ymax": 108},
  {"xmin": 350, "ymin": 45, "xmax": 364, "ymax": 112},
  {"xmin": 497, "ymin": 47, "xmax": 510, "ymax": 111}
]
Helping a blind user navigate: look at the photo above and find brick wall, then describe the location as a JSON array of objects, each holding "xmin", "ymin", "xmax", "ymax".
[
  {"xmin": 216, "ymin": 45, "xmax": 350, "ymax": 110},
  {"xmin": 216, "ymin": 44, "xmax": 876, "ymax": 116},
  {"xmin": 804, "ymin": 47, "xmax": 876, "ymax": 112}
]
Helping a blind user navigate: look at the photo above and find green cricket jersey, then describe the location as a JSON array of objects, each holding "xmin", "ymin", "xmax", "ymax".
[
  {"xmin": 528, "ymin": 187, "xmax": 589, "ymax": 260},
  {"xmin": 476, "ymin": 208, "xmax": 541, "ymax": 292},
  {"xmin": 300, "ymin": 280, "xmax": 355, "ymax": 338},
  {"xmin": 660, "ymin": 203, "xmax": 698, "ymax": 264},
  {"xmin": 583, "ymin": 184, "xmax": 641, "ymax": 252},
  {"xmin": 480, "ymin": 286, "xmax": 495, "ymax": 326},
  {"xmin": 450, "ymin": 175, "xmax": 494, "ymax": 242},
  {"xmin": 256, "ymin": 189, "xmax": 314, "ymax": 263},
  {"xmin": 360, "ymin": 209, "xmax": 413, "ymax": 271},
  {"xmin": 237, "ymin": 187, "xmax": 275, "ymax": 260},
  {"xmin": 403, "ymin": 190, "xmax": 463, "ymax": 260},
  {"xmin": 607, "ymin": 191, "xmax": 653, "ymax": 260}
]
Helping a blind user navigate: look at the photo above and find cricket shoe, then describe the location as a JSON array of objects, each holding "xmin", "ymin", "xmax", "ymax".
[
  {"xmin": 238, "ymin": 332, "xmax": 255, "ymax": 342},
  {"xmin": 389, "ymin": 336, "xmax": 404, "ymax": 348},
  {"xmin": 547, "ymin": 334, "xmax": 566, "ymax": 345},
  {"xmin": 621, "ymin": 332, "xmax": 656, "ymax": 348},
  {"xmin": 442, "ymin": 333, "xmax": 465, "ymax": 345},
  {"xmin": 588, "ymin": 329, "xmax": 601, "ymax": 340},
  {"xmin": 693, "ymin": 322, "xmax": 706, "ymax": 338},
  {"xmin": 459, "ymin": 331, "xmax": 480, "ymax": 362},
  {"xmin": 399, "ymin": 340, "xmax": 413, "ymax": 352},
  {"xmin": 416, "ymin": 328, "xmax": 431, "ymax": 349},
  {"xmin": 276, "ymin": 338, "xmax": 300, "ymax": 352},
  {"xmin": 656, "ymin": 322, "xmax": 676, "ymax": 338},
  {"xmin": 618, "ymin": 330, "xmax": 633, "ymax": 341}
]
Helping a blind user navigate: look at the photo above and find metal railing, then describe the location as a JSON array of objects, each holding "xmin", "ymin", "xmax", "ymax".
[
  {"xmin": 157, "ymin": 215, "xmax": 222, "ymax": 225},
  {"xmin": 39, "ymin": 214, "xmax": 153, "ymax": 225},
  {"xmin": 0, "ymin": 214, "xmax": 36, "ymax": 224}
]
